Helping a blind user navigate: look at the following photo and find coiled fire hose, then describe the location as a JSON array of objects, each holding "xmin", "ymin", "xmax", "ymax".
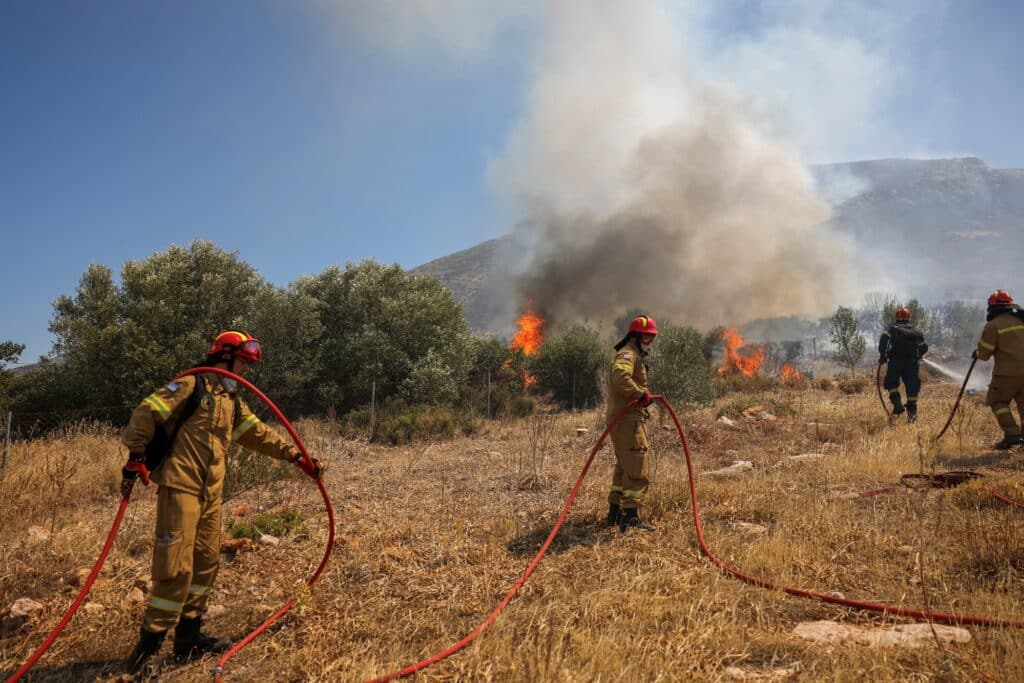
[
  {"xmin": 367, "ymin": 394, "xmax": 1024, "ymax": 682},
  {"xmin": 5, "ymin": 367, "xmax": 334, "ymax": 683},
  {"xmin": 935, "ymin": 356, "xmax": 977, "ymax": 441}
]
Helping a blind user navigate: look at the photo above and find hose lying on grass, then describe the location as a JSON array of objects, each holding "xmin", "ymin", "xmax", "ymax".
[{"xmin": 368, "ymin": 395, "xmax": 1024, "ymax": 682}]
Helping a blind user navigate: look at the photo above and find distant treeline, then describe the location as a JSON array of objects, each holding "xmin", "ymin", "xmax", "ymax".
[{"xmin": 0, "ymin": 240, "xmax": 988, "ymax": 424}]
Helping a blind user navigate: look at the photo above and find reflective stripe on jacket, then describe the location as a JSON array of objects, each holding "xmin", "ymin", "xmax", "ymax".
[
  {"xmin": 122, "ymin": 373, "xmax": 298, "ymax": 499},
  {"xmin": 977, "ymin": 313, "xmax": 1024, "ymax": 376},
  {"xmin": 606, "ymin": 340, "xmax": 648, "ymax": 424}
]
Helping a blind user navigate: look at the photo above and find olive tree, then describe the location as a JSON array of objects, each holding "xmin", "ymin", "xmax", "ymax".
[
  {"xmin": 647, "ymin": 325, "xmax": 715, "ymax": 405},
  {"xmin": 297, "ymin": 261, "xmax": 472, "ymax": 411},
  {"xmin": 531, "ymin": 325, "xmax": 608, "ymax": 410},
  {"xmin": 829, "ymin": 306, "xmax": 866, "ymax": 373}
]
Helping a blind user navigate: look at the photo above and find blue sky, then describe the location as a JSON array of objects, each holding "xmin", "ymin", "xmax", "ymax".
[{"xmin": 2, "ymin": 1, "xmax": 1023, "ymax": 363}]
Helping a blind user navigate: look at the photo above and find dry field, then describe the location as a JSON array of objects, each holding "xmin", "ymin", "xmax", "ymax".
[{"xmin": 2, "ymin": 376, "xmax": 1024, "ymax": 682}]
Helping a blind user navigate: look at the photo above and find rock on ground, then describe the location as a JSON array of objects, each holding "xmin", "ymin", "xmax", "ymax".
[
  {"xmin": 2, "ymin": 597, "xmax": 44, "ymax": 636},
  {"xmin": 792, "ymin": 620, "xmax": 971, "ymax": 648},
  {"xmin": 706, "ymin": 461, "xmax": 754, "ymax": 477}
]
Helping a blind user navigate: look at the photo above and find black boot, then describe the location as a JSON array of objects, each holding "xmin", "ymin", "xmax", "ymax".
[
  {"xmin": 173, "ymin": 616, "xmax": 230, "ymax": 662},
  {"xmin": 126, "ymin": 627, "xmax": 166, "ymax": 674},
  {"xmin": 906, "ymin": 403, "xmax": 917, "ymax": 424},
  {"xmin": 606, "ymin": 503, "xmax": 621, "ymax": 526},
  {"xmin": 993, "ymin": 434, "xmax": 1023, "ymax": 450},
  {"xmin": 618, "ymin": 507, "xmax": 656, "ymax": 533},
  {"xmin": 890, "ymin": 392, "xmax": 905, "ymax": 416}
]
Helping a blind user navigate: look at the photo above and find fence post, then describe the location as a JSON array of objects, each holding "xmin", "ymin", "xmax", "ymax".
[
  {"xmin": 369, "ymin": 381, "xmax": 376, "ymax": 436},
  {"xmin": 486, "ymin": 370, "xmax": 491, "ymax": 419},
  {"xmin": 2, "ymin": 411, "xmax": 11, "ymax": 470}
]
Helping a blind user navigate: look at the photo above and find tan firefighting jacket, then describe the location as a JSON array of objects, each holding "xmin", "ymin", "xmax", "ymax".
[
  {"xmin": 976, "ymin": 313, "xmax": 1024, "ymax": 377},
  {"xmin": 606, "ymin": 340, "xmax": 649, "ymax": 423},
  {"xmin": 122, "ymin": 373, "xmax": 298, "ymax": 500}
]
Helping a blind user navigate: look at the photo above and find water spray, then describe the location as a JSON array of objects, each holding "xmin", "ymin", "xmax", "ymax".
[{"xmin": 922, "ymin": 357, "xmax": 986, "ymax": 391}]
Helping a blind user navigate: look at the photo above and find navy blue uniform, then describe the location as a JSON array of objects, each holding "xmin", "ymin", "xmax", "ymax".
[{"xmin": 879, "ymin": 321, "xmax": 928, "ymax": 416}]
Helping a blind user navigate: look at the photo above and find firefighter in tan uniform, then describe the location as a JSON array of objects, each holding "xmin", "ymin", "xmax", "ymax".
[
  {"xmin": 606, "ymin": 315, "xmax": 658, "ymax": 532},
  {"xmin": 121, "ymin": 331, "xmax": 324, "ymax": 673},
  {"xmin": 974, "ymin": 290, "xmax": 1024, "ymax": 450}
]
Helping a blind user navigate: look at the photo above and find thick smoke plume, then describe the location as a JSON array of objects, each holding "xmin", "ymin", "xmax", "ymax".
[{"xmin": 490, "ymin": 1, "xmax": 870, "ymax": 331}]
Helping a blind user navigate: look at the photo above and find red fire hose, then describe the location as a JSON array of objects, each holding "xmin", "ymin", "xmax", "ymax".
[
  {"xmin": 5, "ymin": 367, "xmax": 334, "ymax": 683},
  {"xmin": 367, "ymin": 394, "xmax": 1024, "ymax": 682},
  {"xmin": 935, "ymin": 356, "xmax": 977, "ymax": 441},
  {"xmin": 660, "ymin": 396, "xmax": 1023, "ymax": 626},
  {"xmin": 5, "ymin": 495, "xmax": 132, "ymax": 683},
  {"xmin": 875, "ymin": 362, "xmax": 891, "ymax": 419},
  {"xmin": 988, "ymin": 485, "xmax": 1024, "ymax": 510},
  {"xmin": 364, "ymin": 400, "xmax": 637, "ymax": 682}
]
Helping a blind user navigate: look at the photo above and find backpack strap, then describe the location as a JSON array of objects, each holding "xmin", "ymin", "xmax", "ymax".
[
  {"xmin": 144, "ymin": 375, "xmax": 207, "ymax": 471},
  {"xmin": 171, "ymin": 374, "xmax": 207, "ymax": 440}
]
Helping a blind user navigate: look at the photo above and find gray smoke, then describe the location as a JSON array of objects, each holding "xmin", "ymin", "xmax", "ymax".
[{"xmin": 489, "ymin": 1, "xmax": 882, "ymax": 332}]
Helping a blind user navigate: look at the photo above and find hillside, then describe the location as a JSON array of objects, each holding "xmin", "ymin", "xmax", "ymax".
[
  {"xmin": 412, "ymin": 236, "xmax": 518, "ymax": 334},
  {"xmin": 415, "ymin": 157, "xmax": 1024, "ymax": 331},
  {"xmin": 813, "ymin": 157, "xmax": 1024, "ymax": 298}
]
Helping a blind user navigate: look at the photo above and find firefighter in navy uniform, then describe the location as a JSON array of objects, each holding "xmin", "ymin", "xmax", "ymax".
[
  {"xmin": 878, "ymin": 307, "xmax": 929, "ymax": 423},
  {"xmin": 121, "ymin": 331, "xmax": 324, "ymax": 673},
  {"xmin": 974, "ymin": 290, "xmax": 1024, "ymax": 450},
  {"xmin": 606, "ymin": 315, "xmax": 658, "ymax": 532}
]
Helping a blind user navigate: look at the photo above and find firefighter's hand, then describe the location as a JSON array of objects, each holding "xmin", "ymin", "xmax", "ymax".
[
  {"xmin": 639, "ymin": 390, "xmax": 654, "ymax": 407},
  {"xmin": 295, "ymin": 454, "xmax": 325, "ymax": 481},
  {"xmin": 121, "ymin": 452, "xmax": 150, "ymax": 495}
]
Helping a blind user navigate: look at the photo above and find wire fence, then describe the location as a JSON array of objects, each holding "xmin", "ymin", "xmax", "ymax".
[{"xmin": 0, "ymin": 370, "xmax": 547, "ymax": 469}]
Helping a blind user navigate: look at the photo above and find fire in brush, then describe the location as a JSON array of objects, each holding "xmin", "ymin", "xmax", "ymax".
[{"xmin": 718, "ymin": 327, "xmax": 765, "ymax": 377}]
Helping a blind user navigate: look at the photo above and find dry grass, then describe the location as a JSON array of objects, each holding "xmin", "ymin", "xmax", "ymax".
[{"xmin": 2, "ymin": 379, "xmax": 1024, "ymax": 681}]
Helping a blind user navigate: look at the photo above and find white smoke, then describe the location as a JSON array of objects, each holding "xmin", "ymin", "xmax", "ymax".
[
  {"xmin": 488, "ymin": 0, "xmax": 890, "ymax": 328},
  {"xmin": 319, "ymin": 0, "xmax": 926, "ymax": 329}
]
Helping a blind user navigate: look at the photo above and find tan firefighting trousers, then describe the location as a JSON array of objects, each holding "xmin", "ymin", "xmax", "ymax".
[
  {"xmin": 608, "ymin": 416, "xmax": 650, "ymax": 510},
  {"xmin": 986, "ymin": 374, "xmax": 1024, "ymax": 437},
  {"xmin": 142, "ymin": 486, "xmax": 221, "ymax": 633}
]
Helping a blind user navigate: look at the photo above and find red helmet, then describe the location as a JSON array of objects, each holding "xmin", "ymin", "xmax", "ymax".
[
  {"xmin": 988, "ymin": 290, "xmax": 1014, "ymax": 306},
  {"xmin": 894, "ymin": 307, "xmax": 912, "ymax": 321},
  {"xmin": 207, "ymin": 331, "xmax": 263, "ymax": 361},
  {"xmin": 628, "ymin": 315, "xmax": 658, "ymax": 336}
]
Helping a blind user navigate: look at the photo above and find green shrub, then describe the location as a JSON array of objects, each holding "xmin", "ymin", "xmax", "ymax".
[
  {"xmin": 530, "ymin": 326, "xmax": 609, "ymax": 410},
  {"xmin": 647, "ymin": 325, "xmax": 715, "ymax": 405},
  {"xmin": 227, "ymin": 508, "xmax": 306, "ymax": 540},
  {"xmin": 223, "ymin": 443, "xmax": 296, "ymax": 501},
  {"xmin": 346, "ymin": 398, "xmax": 480, "ymax": 445}
]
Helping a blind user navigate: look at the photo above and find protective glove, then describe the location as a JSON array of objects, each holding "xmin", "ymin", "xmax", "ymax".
[
  {"xmin": 121, "ymin": 452, "xmax": 149, "ymax": 496},
  {"xmin": 639, "ymin": 389, "xmax": 654, "ymax": 407},
  {"xmin": 294, "ymin": 453, "xmax": 325, "ymax": 481}
]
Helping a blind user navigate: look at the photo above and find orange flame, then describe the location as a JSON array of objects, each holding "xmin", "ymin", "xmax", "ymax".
[
  {"xmin": 510, "ymin": 309, "xmax": 545, "ymax": 357},
  {"xmin": 718, "ymin": 327, "xmax": 765, "ymax": 377},
  {"xmin": 780, "ymin": 364, "xmax": 804, "ymax": 387},
  {"xmin": 506, "ymin": 307, "xmax": 545, "ymax": 390}
]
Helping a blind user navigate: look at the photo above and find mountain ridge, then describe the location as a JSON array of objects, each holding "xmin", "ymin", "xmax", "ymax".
[{"xmin": 415, "ymin": 157, "xmax": 1024, "ymax": 330}]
